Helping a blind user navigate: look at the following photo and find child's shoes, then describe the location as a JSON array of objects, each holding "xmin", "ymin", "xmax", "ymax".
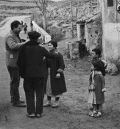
[
  {"xmin": 52, "ymin": 101, "xmax": 59, "ymax": 108},
  {"xmin": 95, "ymin": 112, "xmax": 102, "ymax": 117},
  {"xmin": 43, "ymin": 101, "xmax": 51, "ymax": 107},
  {"xmin": 88, "ymin": 110, "xmax": 97, "ymax": 117}
]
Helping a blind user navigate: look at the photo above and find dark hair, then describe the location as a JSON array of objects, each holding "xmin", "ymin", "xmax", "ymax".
[
  {"xmin": 11, "ymin": 20, "xmax": 21, "ymax": 30},
  {"xmin": 49, "ymin": 40, "xmax": 57, "ymax": 48},
  {"xmin": 28, "ymin": 31, "xmax": 41, "ymax": 40},
  {"xmin": 92, "ymin": 48, "xmax": 101, "ymax": 57},
  {"xmin": 92, "ymin": 59, "xmax": 106, "ymax": 76}
]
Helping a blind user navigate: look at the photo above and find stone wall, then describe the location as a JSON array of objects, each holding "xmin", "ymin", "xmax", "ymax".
[
  {"xmin": 85, "ymin": 15, "xmax": 102, "ymax": 52},
  {"xmin": 100, "ymin": 0, "xmax": 120, "ymax": 73},
  {"xmin": 67, "ymin": 41, "xmax": 79, "ymax": 60},
  {"xmin": 101, "ymin": 0, "xmax": 120, "ymax": 60}
]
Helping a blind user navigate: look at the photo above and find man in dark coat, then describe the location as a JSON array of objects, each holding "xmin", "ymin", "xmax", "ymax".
[{"xmin": 17, "ymin": 31, "xmax": 58, "ymax": 118}]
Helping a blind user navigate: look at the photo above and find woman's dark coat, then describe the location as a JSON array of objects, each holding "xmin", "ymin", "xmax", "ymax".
[{"xmin": 46, "ymin": 49, "xmax": 67, "ymax": 96}]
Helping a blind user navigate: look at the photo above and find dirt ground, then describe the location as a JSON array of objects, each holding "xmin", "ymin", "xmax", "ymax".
[{"xmin": 0, "ymin": 36, "xmax": 120, "ymax": 129}]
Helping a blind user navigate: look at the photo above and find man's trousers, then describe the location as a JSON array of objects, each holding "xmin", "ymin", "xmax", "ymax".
[
  {"xmin": 7, "ymin": 66, "xmax": 20, "ymax": 104},
  {"xmin": 23, "ymin": 78, "xmax": 45, "ymax": 114}
]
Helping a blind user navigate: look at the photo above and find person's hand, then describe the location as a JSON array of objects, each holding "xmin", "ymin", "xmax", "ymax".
[
  {"xmin": 21, "ymin": 39, "xmax": 26, "ymax": 42},
  {"xmin": 25, "ymin": 39, "xmax": 29, "ymax": 43},
  {"xmin": 22, "ymin": 39, "xmax": 29, "ymax": 44},
  {"xmin": 21, "ymin": 39, "xmax": 29, "ymax": 45},
  {"xmin": 43, "ymin": 56, "xmax": 46, "ymax": 61},
  {"xmin": 55, "ymin": 49, "xmax": 59, "ymax": 54},
  {"xmin": 57, "ymin": 68, "xmax": 63, "ymax": 73},
  {"xmin": 56, "ymin": 73, "xmax": 60, "ymax": 78},
  {"xmin": 37, "ymin": 36, "xmax": 43, "ymax": 44},
  {"xmin": 102, "ymin": 88, "xmax": 106, "ymax": 92}
]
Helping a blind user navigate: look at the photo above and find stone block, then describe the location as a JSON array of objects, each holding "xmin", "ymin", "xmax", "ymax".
[{"xmin": 67, "ymin": 41, "xmax": 79, "ymax": 59}]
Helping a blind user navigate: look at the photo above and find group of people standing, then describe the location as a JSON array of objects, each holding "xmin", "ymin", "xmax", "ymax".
[
  {"xmin": 5, "ymin": 20, "xmax": 67, "ymax": 118},
  {"xmin": 5, "ymin": 20, "xmax": 107, "ymax": 119}
]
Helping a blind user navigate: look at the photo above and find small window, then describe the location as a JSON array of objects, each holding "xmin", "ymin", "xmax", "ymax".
[{"xmin": 107, "ymin": 0, "xmax": 113, "ymax": 7}]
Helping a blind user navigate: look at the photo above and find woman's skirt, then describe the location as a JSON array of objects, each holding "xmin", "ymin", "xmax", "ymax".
[{"xmin": 46, "ymin": 68, "xmax": 61, "ymax": 97}]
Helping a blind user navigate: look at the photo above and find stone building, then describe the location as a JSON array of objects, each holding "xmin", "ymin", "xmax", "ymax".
[
  {"xmin": 75, "ymin": 0, "xmax": 120, "ymax": 73},
  {"xmin": 76, "ymin": 0, "xmax": 102, "ymax": 52},
  {"xmin": 100, "ymin": 0, "xmax": 120, "ymax": 61},
  {"xmin": 77, "ymin": 0, "xmax": 120, "ymax": 62}
]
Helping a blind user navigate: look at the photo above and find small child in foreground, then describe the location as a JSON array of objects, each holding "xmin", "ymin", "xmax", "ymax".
[{"xmin": 88, "ymin": 48, "xmax": 107, "ymax": 117}]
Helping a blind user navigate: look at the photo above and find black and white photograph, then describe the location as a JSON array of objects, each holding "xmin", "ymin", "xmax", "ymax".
[{"xmin": 0, "ymin": 0, "xmax": 120, "ymax": 129}]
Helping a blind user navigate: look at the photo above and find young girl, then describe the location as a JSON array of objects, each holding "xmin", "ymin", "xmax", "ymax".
[
  {"xmin": 88, "ymin": 48, "xmax": 106, "ymax": 117},
  {"xmin": 44, "ymin": 41, "xmax": 67, "ymax": 108}
]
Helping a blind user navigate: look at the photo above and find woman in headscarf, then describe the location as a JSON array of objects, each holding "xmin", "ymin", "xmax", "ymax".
[{"xmin": 44, "ymin": 41, "xmax": 67, "ymax": 108}]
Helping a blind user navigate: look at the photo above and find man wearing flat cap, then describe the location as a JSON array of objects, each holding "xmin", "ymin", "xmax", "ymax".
[{"xmin": 17, "ymin": 31, "xmax": 58, "ymax": 118}]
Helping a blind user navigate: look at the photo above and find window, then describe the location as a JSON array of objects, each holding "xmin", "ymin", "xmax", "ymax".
[{"xmin": 107, "ymin": 0, "xmax": 113, "ymax": 7}]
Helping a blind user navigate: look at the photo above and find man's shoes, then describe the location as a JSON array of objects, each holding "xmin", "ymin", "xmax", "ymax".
[
  {"xmin": 12, "ymin": 101, "xmax": 26, "ymax": 107},
  {"xmin": 26, "ymin": 113, "xmax": 35, "ymax": 118},
  {"xmin": 36, "ymin": 114, "xmax": 42, "ymax": 118},
  {"xmin": 51, "ymin": 101, "xmax": 59, "ymax": 108},
  {"xmin": 18, "ymin": 100, "xmax": 25, "ymax": 104},
  {"xmin": 43, "ymin": 101, "xmax": 51, "ymax": 107},
  {"xmin": 11, "ymin": 100, "xmax": 25, "ymax": 104}
]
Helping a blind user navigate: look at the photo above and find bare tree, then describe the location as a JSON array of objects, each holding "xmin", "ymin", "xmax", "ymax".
[{"xmin": 34, "ymin": 0, "xmax": 48, "ymax": 30}]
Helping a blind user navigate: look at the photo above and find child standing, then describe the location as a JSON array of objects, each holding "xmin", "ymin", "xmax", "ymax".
[{"xmin": 88, "ymin": 48, "xmax": 107, "ymax": 117}]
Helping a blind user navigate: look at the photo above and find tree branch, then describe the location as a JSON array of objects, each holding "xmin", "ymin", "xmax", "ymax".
[{"xmin": 34, "ymin": 0, "xmax": 42, "ymax": 12}]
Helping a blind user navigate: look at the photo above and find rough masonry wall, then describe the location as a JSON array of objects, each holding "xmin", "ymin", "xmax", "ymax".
[
  {"xmin": 86, "ymin": 15, "xmax": 102, "ymax": 52},
  {"xmin": 102, "ymin": 0, "xmax": 120, "ymax": 61}
]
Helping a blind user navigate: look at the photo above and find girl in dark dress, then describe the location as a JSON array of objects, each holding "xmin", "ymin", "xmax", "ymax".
[{"xmin": 88, "ymin": 48, "xmax": 107, "ymax": 117}]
